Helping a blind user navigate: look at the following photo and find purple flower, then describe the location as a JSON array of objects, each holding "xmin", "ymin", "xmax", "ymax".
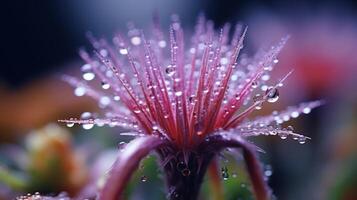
[{"xmin": 60, "ymin": 15, "xmax": 322, "ymax": 200}]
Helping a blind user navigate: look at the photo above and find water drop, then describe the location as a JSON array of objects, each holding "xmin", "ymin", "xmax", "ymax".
[
  {"xmin": 265, "ymin": 87, "xmax": 279, "ymax": 103},
  {"xmin": 131, "ymin": 36, "xmax": 141, "ymax": 45},
  {"xmin": 165, "ymin": 65, "xmax": 176, "ymax": 77},
  {"xmin": 119, "ymin": 48, "xmax": 128, "ymax": 55},
  {"xmin": 158, "ymin": 40, "xmax": 166, "ymax": 48},
  {"xmin": 255, "ymin": 102, "xmax": 263, "ymax": 110},
  {"xmin": 261, "ymin": 74, "xmax": 270, "ymax": 81},
  {"xmin": 221, "ymin": 166, "xmax": 229, "ymax": 180},
  {"xmin": 74, "ymin": 87, "xmax": 86, "ymax": 96},
  {"xmin": 279, "ymin": 132, "xmax": 288, "ymax": 140},
  {"xmin": 66, "ymin": 122, "xmax": 74, "ymax": 127},
  {"xmin": 101, "ymin": 82, "xmax": 110, "ymax": 90},
  {"xmin": 82, "ymin": 123, "xmax": 94, "ymax": 130},
  {"xmin": 175, "ymin": 91, "xmax": 183, "ymax": 97},
  {"xmin": 99, "ymin": 96, "xmax": 111, "ymax": 107},
  {"xmin": 81, "ymin": 112, "xmax": 91, "ymax": 119},
  {"xmin": 152, "ymin": 125, "xmax": 159, "ymax": 131},
  {"xmin": 264, "ymin": 165, "xmax": 273, "ymax": 177},
  {"xmin": 114, "ymin": 96, "xmax": 120, "ymax": 101},
  {"xmin": 291, "ymin": 111, "xmax": 299, "ymax": 118},
  {"xmin": 298, "ymin": 137, "xmax": 306, "ymax": 144},
  {"xmin": 286, "ymin": 125, "xmax": 294, "ymax": 132},
  {"xmin": 273, "ymin": 59, "xmax": 279, "ymax": 64},
  {"xmin": 253, "ymin": 94, "xmax": 263, "ymax": 102},
  {"xmin": 252, "ymin": 81, "xmax": 258, "ymax": 88},
  {"xmin": 181, "ymin": 168, "xmax": 191, "ymax": 176},
  {"xmin": 140, "ymin": 175, "xmax": 147, "ymax": 182},
  {"xmin": 83, "ymin": 72, "xmax": 95, "ymax": 81},
  {"xmin": 303, "ymin": 107, "xmax": 311, "ymax": 114}
]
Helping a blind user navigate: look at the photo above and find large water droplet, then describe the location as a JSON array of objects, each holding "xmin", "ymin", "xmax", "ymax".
[{"xmin": 265, "ymin": 87, "xmax": 279, "ymax": 103}]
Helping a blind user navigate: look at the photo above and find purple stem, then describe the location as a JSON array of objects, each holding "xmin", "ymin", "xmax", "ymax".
[
  {"xmin": 98, "ymin": 135, "xmax": 167, "ymax": 200},
  {"xmin": 203, "ymin": 133, "xmax": 271, "ymax": 200}
]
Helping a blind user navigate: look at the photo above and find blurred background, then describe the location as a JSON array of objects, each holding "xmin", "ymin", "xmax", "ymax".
[{"xmin": 0, "ymin": 0, "xmax": 356, "ymax": 199}]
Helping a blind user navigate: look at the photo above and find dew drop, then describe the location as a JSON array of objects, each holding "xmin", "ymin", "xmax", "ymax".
[
  {"xmin": 279, "ymin": 132, "xmax": 288, "ymax": 140},
  {"xmin": 74, "ymin": 87, "xmax": 86, "ymax": 96},
  {"xmin": 255, "ymin": 102, "xmax": 263, "ymax": 110},
  {"xmin": 264, "ymin": 165, "xmax": 273, "ymax": 177},
  {"xmin": 303, "ymin": 107, "xmax": 311, "ymax": 114},
  {"xmin": 252, "ymin": 81, "xmax": 258, "ymax": 88},
  {"xmin": 265, "ymin": 87, "xmax": 279, "ymax": 103},
  {"xmin": 298, "ymin": 137, "xmax": 306, "ymax": 144},
  {"xmin": 291, "ymin": 111, "xmax": 300, "ymax": 118},
  {"xmin": 181, "ymin": 168, "xmax": 191, "ymax": 176},
  {"xmin": 158, "ymin": 40, "xmax": 167, "ymax": 48},
  {"xmin": 66, "ymin": 122, "xmax": 74, "ymax": 128},
  {"xmin": 253, "ymin": 94, "xmax": 263, "ymax": 102},
  {"xmin": 286, "ymin": 125, "xmax": 294, "ymax": 132},
  {"xmin": 165, "ymin": 65, "xmax": 176, "ymax": 77},
  {"xmin": 273, "ymin": 59, "xmax": 279, "ymax": 64},
  {"xmin": 261, "ymin": 74, "xmax": 270, "ymax": 81},
  {"xmin": 82, "ymin": 123, "xmax": 94, "ymax": 130},
  {"xmin": 101, "ymin": 82, "xmax": 110, "ymax": 90},
  {"xmin": 113, "ymin": 96, "xmax": 120, "ymax": 101},
  {"xmin": 99, "ymin": 96, "xmax": 111, "ymax": 107},
  {"xmin": 131, "ymin": 36, "xmax": 141, "ymax": 45},
  {"xmin": 140, "ymin": 175, "xmax": 147, "ymax": 182},
  {"xmin": 175, "ymin": 91, "xmax": 183, "ymax": 97},
  {"xmin": 119, "ymin": 48, "xmax": 128, "ymax": 55},
  {"xmin": 221, "ymin": 166, "xmax": 229, "ymax": 180},
  {"xmin": 83, "ymin": 72, "xmax": 95, "ymax": 81},
  {"xmin": 81, "ymin": 112, "xmax": 91, "ymax": 119}
]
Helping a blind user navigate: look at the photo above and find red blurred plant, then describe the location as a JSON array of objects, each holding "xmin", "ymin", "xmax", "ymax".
[{"xmin": 60, "ymin": 15, "xmax": 321, "ymax": 200}]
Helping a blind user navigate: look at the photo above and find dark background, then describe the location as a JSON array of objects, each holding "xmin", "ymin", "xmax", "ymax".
[{"xmin": 0, "ymin": 0, "xmax": 356, "ymax": 87}]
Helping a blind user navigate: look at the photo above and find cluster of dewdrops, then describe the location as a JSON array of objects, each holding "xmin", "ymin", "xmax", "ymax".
[
  {"xmin": 16, "ymin": 192, "xmax": 72, "ymax": 200},
  {"xmin": 64, "ymin": 21, "xmax": 321, "ymax": 147}
]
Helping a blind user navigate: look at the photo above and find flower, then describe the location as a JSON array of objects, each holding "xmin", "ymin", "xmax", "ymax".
[{"xmin": 60, "ymin": 15, "xmax": 322, "ymax": 200}]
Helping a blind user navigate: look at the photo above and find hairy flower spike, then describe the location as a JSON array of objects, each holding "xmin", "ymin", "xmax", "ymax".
[{"xmin": 60, "ymin": 15, "xmax": 322, "ymax": 200}]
